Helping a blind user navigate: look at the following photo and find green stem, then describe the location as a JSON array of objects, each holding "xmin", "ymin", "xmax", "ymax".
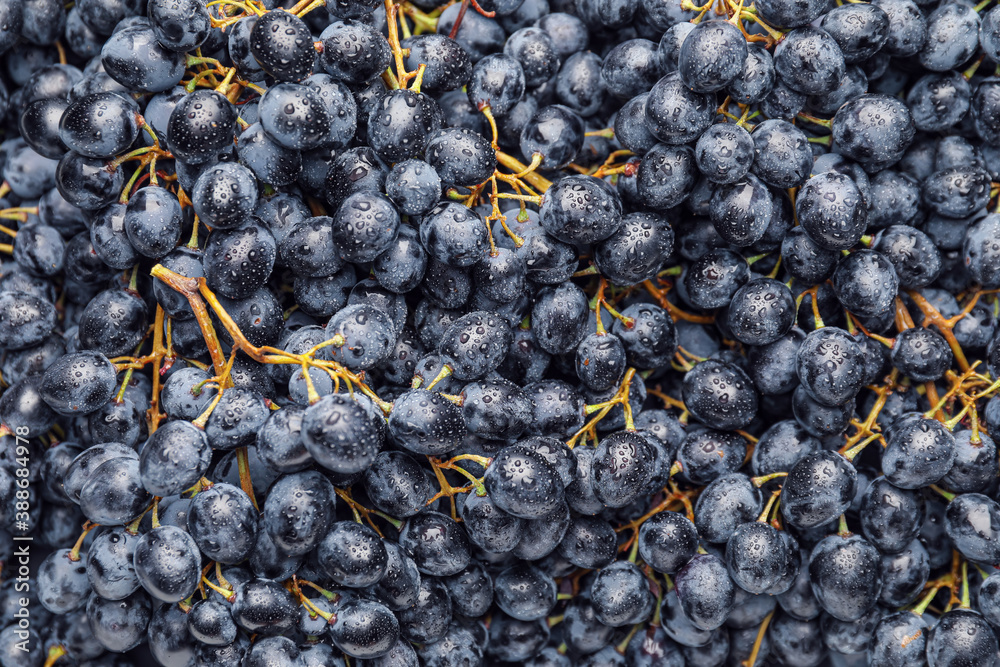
[
  {"xmin": 843, "ymin": 433, "xmax": 880, "ymax": 462},
  {"xmin": 796, "ymin": 113, "xmax": 832, "ymax": 129},
  {"xmin": 750, "ymin": 471, "xmax": 788, "ymax": 487},
  {"xmin": 912, "ymin": 584, "xmax": 942, "ymax": 615},
  {"xmin": 930, "ymin": 484, "xmax": 956, "ymax": 501},
  {"xmin": 961, "ymin": 560, "xmax": 971, "ymax": 609},
  {"xmin": 627, "ymin": 534, "xmax": 640, "ymax": 563}
]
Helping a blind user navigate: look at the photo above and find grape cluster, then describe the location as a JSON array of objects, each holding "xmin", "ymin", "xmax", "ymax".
[{"xmin": 5, "ymin": 0, "xmax": 1000, "ymax": 664}]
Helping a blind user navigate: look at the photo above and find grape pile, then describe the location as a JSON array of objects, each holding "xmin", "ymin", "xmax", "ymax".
[{"xmin": 6, "ymin": 0, "xmax": 1000, "ymax": 664}]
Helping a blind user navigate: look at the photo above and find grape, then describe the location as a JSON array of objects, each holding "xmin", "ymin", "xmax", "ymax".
[
  {"xmin": 397, "ymin": 577, "xmax": 452, "ymax": 643},
  {"xmin": 38, "ymin": 351, "xmax": 116, "ymax": 416},
  {"xmin": 318, "ymin": 521, "xmax": 388, "ymax": 588},
  {"xmin": 187, "ymin": 482, "xmax": 258, "ymax": 564},
  {"xmin": 231, "ymin": 577, "xmax": 299, "ymax": 637},
  {"xmin": 133, "ymin": 524, "xmax": 201, "ymax": 603},
  {"xmin": 86, "ymin": 589, "xmax": 151, "ymax": 652},
  {"xmin": 38, "ymin": 548, "xmax": 91, "ymax": 614},
  {"xmin": 187, "ymin": 599, "xmax": 237, "ymax": 647}
]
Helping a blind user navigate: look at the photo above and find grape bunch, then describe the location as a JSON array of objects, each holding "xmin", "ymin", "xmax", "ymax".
[{"xmin": 6, "ymin": 0, "xmax": 1000, "ymax": 664}]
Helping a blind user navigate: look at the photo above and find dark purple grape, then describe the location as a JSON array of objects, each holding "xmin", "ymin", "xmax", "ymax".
[
  {"xmin": 891, "ymin": 326, "xmax": 953, "ymax": 382},
  {"xmin": 319, "ymin": 19, "xmax": 391, "ymax": 85},
  {"xmin": 677, "ymin": 429, "xmax": 748, "ymax": 486},
  {"xmin": 124, "ymin": 185, "xmax": 182, "ymax": 259},
  {"xmin": 927, "ymin": 609, "xmax": 999, "ymax": 667},
  {"xmin": 493, "ymin": 562, "xmax": 556, "ymax": 622},
  {"xmin": 330, "ymin": 191, "xmax": 400, "ymax": 263},
  {"xmin": 590, "ymin": 430, "xmax": 655, "ymax": 508},
  {"xmin": 85, "ymin": 526, "xmax": 140, "ymax": 600},
  {"xmin": 682, "ymin": 359, "xmax": 758, "ymax": 431},
  {"xmin": 19, "ymin": 98, "xmax": 70, "ymax": 159},
  {"xmin": 192, "ymin": 162, "xmax": 259, "ymax": 230},
  {"xmin": 751, "ymin": 419, "xmax": 818, "ymax": 477},
  {"xmin": 461, "ymin": 377, "xmax": 531, "ymax": 440},
  {"xmin": 575, "ymin": 332, "xmax": 626, "ymax": 393},
  {"xmin": 187, "ymin": 482, "xmax": 257, "ymax": 564},
  {"xmin": 750, "ymin": 119, "xmax": 812, "ymax": 189},
  {"xmin": 424, "ymin": 126, "xmax": 496, "ymax": 188},
  {"xmin": 38, "ymin": 548, "xmax": 91, "ymax": 614},
  {"xmin": 558, "ymin": 515, "xmax": 617, "ymax": 569},
  {"xmin": 302, "ymin": 393, "xmax": 382, "ymax": 474},
  {"xmin": 404, "ymin": 34, "xmax": 472, "ymax": 93},
  {"xmin": 317, "ymin": 521, "xmax": 387, "ymax": 588},
  {"xmin": 725, "ymin": 521, "xmax": 788, "ymax": 594},
  {"xmin": 674, "ymin": 554, "xmax": 735, "ymax": 631},
  {"xmin": 945, "ymin": 492, "xmax": 1000, "ymax": 563},
  {"xmin": 101, "ymin": 23, "xmax": 185, "ymax": 92},
  {"xmin": 796, "ymin": 172, "xmax": 867, "ymax": 251},
  {"xmin": 794, "ymin": 326, "xmax": 866, "ymax": 408},
  {"xmin": 693, "ymin": 473, "xmax": 761, "ymax": 544},
  {"xmin": 261, "ymin": 470, "xmax": 336, "ymax": 558},
  {"xmin": 677, "ymin": 20, "xmax": 746, "ymax": 94},
  {"xmin": 611, "ymin": 302, "xmax": 677, "ymax": 370},
  {"xmin": 831, "ymin": 94, "xmax": 915, "ymax": 172},
  {"xmin": 398, "ymin": 510, "xmax": 471, "ymax": 576},
  {"xmin": 231, "ymin": 577, "xmax": 299, "ymax": 637},
  {"xmin": 484, "ymin": 443, "xmax": 564, "ymax": 519},
  {"xmin": 79, "ymin": 454, "xmax": 151, "ymax": 525},
  {"xmin": 86, "ymin": 589, "xmax": 151, "ymax": 652},
  {"xmin": 59, "ymin": 92, "xmax": 138, "ymax": 159},
  {"xmin": 420, "ymin": 201, "xmax": 488, "ymax": 268},
  {"xmin": 808, "ymin": 533, "xmax": 882, "ymax": 622},
  {"xmin": 780, "ymin": 451, "xmax": 857, "ymax": 530},
  {"xmin": 55, "ymin": 151, "xmax": 122, "ymax": 210},
  {"xmin": 873, "ymin": 224, "xmax": 941, "ymax": 288},
  {"xmin": 372, "ymin": 540, "xmax": 422, "ymax": 612},
  {"xmin": 148, "ymin": 602, "xmax": 197, "ymax": 666},
  {"xmin": 384, "ymin": 159, "xmax": 441, "ymax": 218},
  {"xmin": 870, "ymin": 610, "xmax": 928, "ymax": 667},
  {"xmin": 133, "ymin": 524, "xmax": 201, "ymax": 603},
  {"xmin": 188, "ymin": 599, "xmax": 237, "ymax": 647},
  {"xmin": 259, "ymin": 82, "xmax": 332, "ymax": 151},
  {"xmin": 878, "ymin": 539, "xmax": 929, "ymax": 608},
  {"xmin": 203, "ymin": 222, "xmax": 276, "ymax": 300},
  {"xmin": 459, "ymin": 491, "xmax": 524, "ymax": 553},
  {"xmin": 467, "ymin": 53, "xmax": 526, "ymax": 118},
  {"xmin": 38, "ymin": 351, "xmax": 116, "ymax": 416},
  {"xmin": 942, "ymin": 430, "xmax": 998, "ymax": 493},
  {"xmin": 882, "ymin": 415, "xmax": 956, "ymax": 489},
  {"xmin": 321, "ymin": 598, "xmax": 396, "ymax": 659},
  {"xmin": 638, "ymin": 511, "xmax": 698, "ymax": 574},
  {"xmin": 0, "ymin": 290, "xmax": 57, "ymax": 351},
  {"xmin": 148, "ymin": 0, "xmax": 210, "ymax": 51},
  {"xmin": 249, "ymin": 9, "xmax": 313, "ymax": 82},
  {"xmin": 859, "ymin": 476, "xmax": 924, "ymax": 554},
  {"xmin": 645, "ymin": 72, "xmax": 715, "ymax": 144},
  {"xmin": 238, "ymin": 121, "xmax": 303, "ymax": 186},
  {"xmin": 831, "ymin": 249, "xmax": 899, "ymax": 320},
  {"xmin": 167, "ymin": 89, "xmax": 237, "ymax": 164},
  {"xmin": 397, "ymin": 576, "xmax": 452, "ymax": 643}
]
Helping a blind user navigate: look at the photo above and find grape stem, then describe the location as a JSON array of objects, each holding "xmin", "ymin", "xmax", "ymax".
[
  {"xmin": 43, "ymin": 646, "xmax": 67, "ymax": 667},
  {"xmin": 742, "ymin": 609, "xmax": 774, "ymax": 667},
  {"xmin": 643, "ymin": 279, "xmax": 713, "ymax": 324},
  {"xmin": 236, "ymin": 447, "xmax": 259, "ymax": 511},
  {"xmin": 68, "ymin": 522, "xmax": 98, "ymax": 562},
  {"xmin": 150, "ymin": 265, "xmax": 394, "ymax": 413},
  {"xmin": 569, "ymin": 368, "xmax": 638, "ymax": 448},
  {"xmin": 750, "ymin": 471, "xmax": 787, "ymax": 487},
  {"xmin": 334, "ymin": 487, "xmax": 398, "ymax": 535}
]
